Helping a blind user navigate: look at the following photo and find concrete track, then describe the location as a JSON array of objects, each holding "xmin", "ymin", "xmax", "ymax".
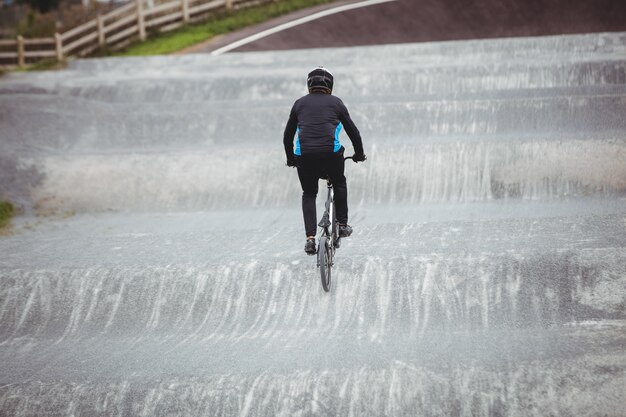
[{"xmin": 0, "ymin": 5, "xmax": 625, "ymax": 417}]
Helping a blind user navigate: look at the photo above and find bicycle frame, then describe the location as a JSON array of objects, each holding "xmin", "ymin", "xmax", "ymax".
[
  {"xmin": 317, "ymin": 180, "xmax": 336, "ymax": 264},
  {"xmin": 316, "ymin": 155, "xmax": 355, "ymax": 292}
]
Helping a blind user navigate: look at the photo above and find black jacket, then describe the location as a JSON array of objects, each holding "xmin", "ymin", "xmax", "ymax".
[{"xmin": 283, "ymin": 93, "xmax": 364, "ymax": 158}]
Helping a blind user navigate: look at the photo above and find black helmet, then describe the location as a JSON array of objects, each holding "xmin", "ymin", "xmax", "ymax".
[{"xmin": 307, "ymin": 66, "xmax": 333, "ymax": 93}]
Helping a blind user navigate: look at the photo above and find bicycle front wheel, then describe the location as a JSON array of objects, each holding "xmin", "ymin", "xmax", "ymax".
[{"xmin": 318, "ymin": 236, "xmax": 332, "ymax": 292}]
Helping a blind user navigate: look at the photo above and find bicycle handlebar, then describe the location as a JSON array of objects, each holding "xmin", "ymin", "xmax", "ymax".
[{"xmin": 344, "ymin": 155, "xmax": 366, "ymax": 162}]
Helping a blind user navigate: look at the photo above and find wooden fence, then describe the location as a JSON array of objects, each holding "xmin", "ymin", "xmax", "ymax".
[{"xmin": 0, "ymin": 0, "xmax": 266, "ymax": 68}]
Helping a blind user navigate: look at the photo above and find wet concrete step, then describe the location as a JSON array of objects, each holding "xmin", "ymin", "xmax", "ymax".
[{"xmin": 1, "ymin": 322, "xmax": 625, "ymax": 416}]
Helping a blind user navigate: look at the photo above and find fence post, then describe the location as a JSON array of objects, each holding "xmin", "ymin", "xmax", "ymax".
[
  {"xmin": 54, "ymin": 33, "xmax": 64, "ymax": 61},
  {"xmin": 97, "ymin": 14, "xmax": 106, "ymax": 46},
  {"xmin": 225, "ymin": 0, "xmax": 233, "ymax": 11},
  {"xmin": 181, "ymin": 0, "xmax": 189, "ymax": 23},
  {"xmin": 136, "ymin": 0, "xmax": 146, "ymax": 41},
  {"xmin": 17, "ymin": 35, "xmax": 25, "ymax": 68}
]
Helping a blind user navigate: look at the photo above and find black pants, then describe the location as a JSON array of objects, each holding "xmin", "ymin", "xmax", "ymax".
[{"xmin": 296, "ymin": 150, "xmax": 348, "ymax": 237}]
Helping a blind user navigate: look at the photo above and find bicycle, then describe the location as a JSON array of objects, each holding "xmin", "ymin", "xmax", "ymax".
[{"xmin": 317, "ymin": 155, "xmax": 354, "ymax": 292}]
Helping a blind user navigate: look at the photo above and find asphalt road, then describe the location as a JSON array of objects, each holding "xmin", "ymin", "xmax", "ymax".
[{"xmin": 188, "ymin": 0, "xmax": 626, "ymax": 53}]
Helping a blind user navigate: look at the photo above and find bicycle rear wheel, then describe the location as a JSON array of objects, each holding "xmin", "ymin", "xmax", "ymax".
[{"xmin": 318, "ymin": 236, "xmax": 332, "ymax": 292}]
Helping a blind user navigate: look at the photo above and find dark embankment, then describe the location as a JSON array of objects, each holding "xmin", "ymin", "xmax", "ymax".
[{"xmin": 232, "ymin": 0, "xmax": 626, "ymax": 51}]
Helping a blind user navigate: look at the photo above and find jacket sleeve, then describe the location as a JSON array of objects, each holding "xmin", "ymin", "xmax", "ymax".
[
  {"xmin": 337, "ymin": 99, "xmax": 364, "ymax": 155},
  {"xmin": 283, "ymin": 105, "xmax": 298, "ymax": 160}
]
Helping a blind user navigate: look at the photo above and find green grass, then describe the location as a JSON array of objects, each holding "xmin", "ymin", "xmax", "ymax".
[
  {"xmin": 114, "ymin": 0, "xmax": 336, "ymax": 56},
  {"xmin": 25, "ymin": 58, "xmax": 66, "ymax": 72},
  {"xmin": 0, "ymin": 200, "xmax": 15, "ymax": 229},
  {"xmin": 8, "ymin": 58, "xmax": 66, "ymax": 73}
]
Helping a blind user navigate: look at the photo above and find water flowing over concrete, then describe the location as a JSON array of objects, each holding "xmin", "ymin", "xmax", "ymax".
[{"xmin": 1, "ymin": 32, "xmax": 625, "ymax": 416}]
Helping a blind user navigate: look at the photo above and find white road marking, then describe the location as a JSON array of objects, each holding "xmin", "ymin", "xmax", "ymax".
[{"xmin": 210, "ymin": 0, "xmax": 399, "ymax": 55}]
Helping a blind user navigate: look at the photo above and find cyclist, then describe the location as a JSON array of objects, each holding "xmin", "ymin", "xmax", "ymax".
[{"xmin": 283, "ymin": 66, "xmax": 366, "ymax": 255}]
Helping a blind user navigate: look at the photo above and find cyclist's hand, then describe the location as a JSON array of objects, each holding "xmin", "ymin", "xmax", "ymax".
[
  {"xmin": 352, "ymin": 153, "xmax": 367, "ymax": 163},
  {"xmin": 286, "ymin": 156, "xmax": 298, "ymax": 167}
]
